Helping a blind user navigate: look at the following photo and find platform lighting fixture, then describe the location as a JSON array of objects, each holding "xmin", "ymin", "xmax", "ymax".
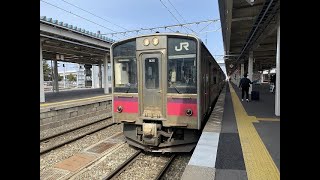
[{"xmin": 246, "ymin": 0, "xmax": 255, "ymax": 6}]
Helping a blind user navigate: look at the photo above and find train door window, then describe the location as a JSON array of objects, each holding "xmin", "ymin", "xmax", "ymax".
[{"xmin": 145, "ymin": 58, "xmax": 159, "ymax": 89}]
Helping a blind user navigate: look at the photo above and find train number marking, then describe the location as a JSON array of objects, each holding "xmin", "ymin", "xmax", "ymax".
[{"xmin": 175, "ymin": 42, "xmax": 189, "ymax": 51}]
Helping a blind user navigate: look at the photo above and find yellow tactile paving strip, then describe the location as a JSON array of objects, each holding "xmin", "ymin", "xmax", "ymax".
[
  {"xmin": 256, "ymin": 118, "xmax": 280, "ymax": 122},
  {"xmin": 40, "ymin": 95, "xmax": 110, "ymax": 107},
  {"xmin": 229, "ymin": 83, "xmax": 280, "ymax": 180}
]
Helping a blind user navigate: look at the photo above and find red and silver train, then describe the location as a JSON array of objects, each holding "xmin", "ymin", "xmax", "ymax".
[{"xmin": 111, "ymin": 33, "xmax": 225, "ymax": 152}]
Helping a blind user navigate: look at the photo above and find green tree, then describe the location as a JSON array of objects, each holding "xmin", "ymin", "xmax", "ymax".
[
  {"xmin": 43, "ymin": 60, "xmax": 52, "ymax": 81},
  {"xmin": 67, "ymin": 74, "xmax": 77, "ymax": 82},
  {"xmin": 58, "ymin": 75, "xmax": 63, "ymax": 81}
]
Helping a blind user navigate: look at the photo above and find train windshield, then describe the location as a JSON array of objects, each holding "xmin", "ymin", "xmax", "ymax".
[
  {"xmin": 112, "ymin": 40, "xmax": 137, "ymax": 93},
  {"xmin": 167, "ymin": 37, "xmax": 197, "ymax": 94}
]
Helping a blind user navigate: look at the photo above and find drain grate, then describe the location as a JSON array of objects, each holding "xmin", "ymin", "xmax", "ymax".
[
  {"xmin": 54, "ymin": 153, "xmax": 95, "ymax": 172},
  {"xmin": 40, "ymin": 168, "xmax": 69, "ymax": 180},
  {"xmin": 87, "ymin": 142, "xmax": 116, "ymax": 154}
]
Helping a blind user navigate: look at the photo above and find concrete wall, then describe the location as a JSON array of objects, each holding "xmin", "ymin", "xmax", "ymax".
[{"xmin": 40, "ymin": 99, "xmax": 112, "ymax": 131}]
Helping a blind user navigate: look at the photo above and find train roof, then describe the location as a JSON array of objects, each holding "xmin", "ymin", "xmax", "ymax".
[
  {"xmin": 111, "ymin": 32, "xmax": 204, "ymax": 47},
  {"xmin": 110, "ymin": 33, "xmax": 225, "ymax": 77}
]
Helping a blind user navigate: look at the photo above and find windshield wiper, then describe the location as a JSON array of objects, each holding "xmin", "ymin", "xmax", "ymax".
[
  {"xmin": 173, "ymin": 86, "xmax": 181, "ymax": 94},
  {"xmin": 125, "ymin": 86, "xmax": 131, "ymax": 93}
]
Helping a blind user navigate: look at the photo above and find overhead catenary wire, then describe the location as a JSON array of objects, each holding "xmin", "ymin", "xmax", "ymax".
[
  {"xmin": 100, "ymin": 19, "xmax": 220, "ymax": 36},
  {"xmin": 166, "ymin": 0, "xmax": 187, "ymax": 24},
  {"xmin": 167, "ymin": 0, "xmax": 202, "ymax": 35},
  {"xmin": 168, "ymin": 0, "xmax": 203, "ymax": 35},
  {"xmin": 159, "ymin": 0, "xmax": 190, "ymax": 34},
  {"xmin": 198, "ymin": 21, "xmax": 213, "ymax": 33},
  {"xmin": 40, "ymin": 0, "xmax": 125, "ymax": 39},
  {"xmin": 198, "ymin": 27, "xmax": 221, "ymax": 34},
  {"xmin": 164, "ymin": 0, "xmax": 200, "ymax": 36},
  {"xmin": 60, "ymin": 0, "xmax": 130, "ymax": 32}
]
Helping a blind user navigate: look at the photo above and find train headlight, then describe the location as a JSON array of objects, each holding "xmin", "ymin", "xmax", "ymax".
[
  {"xmin": 143, "ymin": 38, "xmax": 150, "ymax": 46},
  {"xmin": 117, "ymin": 106, "xmax": 123, "ymax": 113},
  {"xmin": 152, "ymin": 37, "xmax": 159, "ymax": 46},
  {"xmin": 186, "ymin": 109, "xmax": 193, "ymax": 116}
]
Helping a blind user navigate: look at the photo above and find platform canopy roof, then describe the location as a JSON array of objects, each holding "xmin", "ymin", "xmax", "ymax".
[
  {"xmin": 40, "ymin": 16, "xmax": 115, "ymax": 65},
  {"xmin": 218, "ymin": 0, "xmax": 280, "ymax": 75}
]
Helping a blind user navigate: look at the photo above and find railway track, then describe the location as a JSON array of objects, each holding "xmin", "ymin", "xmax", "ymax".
[
  {"xmin": 103, "ymin": 152, "xmax": 175, "ymax": 180},
  {"xmin": 40, "ymin": 118, "xmax": 116, "ymax": 155},
  {"xmin": 40, "ymin": 117, "xmax": 112, "ymax": 142}
]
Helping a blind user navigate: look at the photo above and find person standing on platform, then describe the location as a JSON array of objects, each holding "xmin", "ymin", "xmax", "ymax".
[{"xmin": 239, "ymin": 73, "xmax": 252, "ymax": 102}]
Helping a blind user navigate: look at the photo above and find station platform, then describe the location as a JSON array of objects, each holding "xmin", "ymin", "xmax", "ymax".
[
  {"xmin": 43, "ymin": 88, "xmax": 111, "ymax": 103},
  {"xmin": 182, "ymin": 82, "xmax": 280, "ymax": 180},
  {"xmin": 40, "ymin": 88, "xmax": 112, "ymax": 133}
]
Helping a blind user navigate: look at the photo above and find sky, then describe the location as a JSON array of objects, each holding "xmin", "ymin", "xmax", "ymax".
[{"xmin": 40, "ymin": 0, "xmax": 226, "ymax": 74}]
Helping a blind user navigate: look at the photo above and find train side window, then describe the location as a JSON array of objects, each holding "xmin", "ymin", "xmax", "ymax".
[
  {"xmin": 114, "ymin": 58, "xmax": 137, "ymax": 91},
  {"xmin": 113, "ymin": 40, "xmax": 137, "ymax": 93},
  {"xmin": 168, "ymin": 57, "xmax": 196, "ymax": 87},
  {"xmin": 213, "ymin": 77, "xmax": 217, "ymax": 84}
]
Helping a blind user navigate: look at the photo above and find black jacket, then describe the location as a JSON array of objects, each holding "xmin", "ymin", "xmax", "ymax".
[{"xmin": 239, "ymin": 77, "xmax": 252, "ymax": 88}]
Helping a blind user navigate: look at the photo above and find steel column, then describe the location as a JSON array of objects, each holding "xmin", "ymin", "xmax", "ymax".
[
  {"xmin": 53, "ymin": 60, "xmax": 59, "ymax": 92},
  {"xmin": 275, "ymin": 25, "xmax": 280, "ymax": 116},
  {"xmin": 40, "ymin": 40, "xmax": 45, "ymax": 102},
  {"xmin": 104, "ymin": 54, "xmax": 110, "ymax": 94},
  {"xmin": 248, "ymin": 51, "xmax": 253, "ymax": 94}
]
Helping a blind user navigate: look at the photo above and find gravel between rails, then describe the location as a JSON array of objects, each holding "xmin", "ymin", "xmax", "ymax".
[
  {"xmin": 40, "ymin": 119, "xmax": 114, "ymax": 153},
  {"xmin": 114, "ymin": 153, "xmax": 172, "ymax": 180},
  {"xmin": 160, "ymin": 153, "xmax": 192, "ymax": 180},
  {"xmin": 40, "ymin": 124, "xmax": 122, "ymax": 174},
  {"xmin": 40, "ymin": 114, "xmax": 112, "ymax": 140},
  {"xmin": 69, "ymin": 144, "xmax": 139, "ymax": 180}
]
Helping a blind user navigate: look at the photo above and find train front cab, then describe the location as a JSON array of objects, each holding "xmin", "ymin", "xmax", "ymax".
[{"xmin": 112, "ymin": 34, "xmax": 208, "ymax": 152}]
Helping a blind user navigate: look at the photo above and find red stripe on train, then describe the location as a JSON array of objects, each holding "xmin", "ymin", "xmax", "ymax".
[
  {"xmin": 114, "ymin": 101, "xmax": 138, "ymax": 113},
  {"xmin": 167, "ymin": 103, "xmax": 197, "ymax": 116}
]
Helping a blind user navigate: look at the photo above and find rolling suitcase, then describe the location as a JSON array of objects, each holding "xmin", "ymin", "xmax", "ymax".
[{"xmin": 251, "ymin": 91, "xmax": 260, "ymax": 100}]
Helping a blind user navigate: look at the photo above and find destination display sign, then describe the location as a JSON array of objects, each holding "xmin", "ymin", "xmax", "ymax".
[{"xmin": 168, "ymin": 37, "xmax": 196, "ymax": 56}]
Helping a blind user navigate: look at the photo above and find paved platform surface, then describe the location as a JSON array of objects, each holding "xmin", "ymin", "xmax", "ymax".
[
  {"xmin": 230, "ymin": 82, "xmax": 280, "ymax": 171},
  {"xmin": 44, "ymin": 88, "xmax": 111, "ymax": 103},
  {"xmin": 216, "ymin": 82, "xmax": 280, "ymax": 180},
  {"xmin": 182, "ymin": 82, "xmax": 280, "ymax": 180},
  {"xmin": 233, "ymin": 82, "xmax": 278, "ymax": 118},
  {"xmin": 215, "ymin": 84, "xmax": 247, "ymax": 180}
]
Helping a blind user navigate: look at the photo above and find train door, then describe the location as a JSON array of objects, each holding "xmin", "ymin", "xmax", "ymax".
[{"xmin": 141, "ymin": 53, "xmax": 163, "ymax": 118}]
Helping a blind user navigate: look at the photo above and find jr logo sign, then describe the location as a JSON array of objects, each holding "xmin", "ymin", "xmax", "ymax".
[{"xmin": 175, "ymin": 42, "xmax": 189, "ymax": 51}]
